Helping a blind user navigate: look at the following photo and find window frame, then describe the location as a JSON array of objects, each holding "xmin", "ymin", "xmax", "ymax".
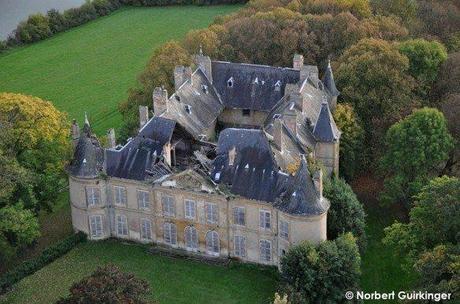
[
  {"xmin": 137, "ymin": 190, "xmax": 150, "ymax": 210},
  {"xmin": 184, "ymin": 226, "xmax": 198, "ymax": 252},
  {"xmin": 184, "ymin": 199, "xmax": 196, "ymax": 220},
  {"xmin": 89, "ymin": 215, "xmax": 103, "ymax": 238},
  {"xmin": 205, "ymin": 203, "xmax": 218, "ymax": 224},
  {"xmin": 161, "ymin": 195, "xmax": 176, "ymax": 217},
  {"xmin": 280, "ymin": 220, "xmax": 289, "ymax": 240},
  {"xmin": 163, "ymin": 222, "xmax": 177, "ymax": 246},
  {"xmin": 234, "ymin": 235, "xmax": 246, "ymax": 257},
  {"xmin": 113, "ymin": 185, "xmax": 127, "ymax": 206},
  {"xmin": 205, "ymin": 230, "xmax": 220, "ymax": 256},
  {"xmin": 259, "ymin": 209, "xmax": 271, "ymax": 230},
  {"xmin": 116, "ymin": 214, "xmax": 128, "ymax": 236},
  {"xmin": 259, "ymin": 239, "xmax": 272, "ymax": 262},
  {"xmin": 86, "ymin": 187, "xmax": 100, "ymax": 207},
  {"xmin": 233, "ymin": 207, "xmax": 246, "ymax": 226},
  {"xmin": 140, "ymin": 218, "xmax": 152, "ymax": 241}
]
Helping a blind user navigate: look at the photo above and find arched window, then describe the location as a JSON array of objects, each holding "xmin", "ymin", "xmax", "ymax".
[
  {"xmin": 206, "ymin": 231, "xmax": 220, "ymax": 256},
  {"xmin": 185, "ymin": 226, "xmax": 198, "ymax": 251},
  {"xmin": 164, "ymin": 222, "xmax": 177, "ymax": 245}
]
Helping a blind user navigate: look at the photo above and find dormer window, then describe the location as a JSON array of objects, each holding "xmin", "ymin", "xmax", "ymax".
[
  {"xmin": 184, "ymin": 104, "xmax": 191, "ymax": 114},
  {"xmin": 175, "ymin": 95, "xmax": 181, "ymax": 102},
  {"xmin": 201, "ymin": 84, "xmax": 208, "ymax": 94},
  {"xmin": 274, "ymin": 80, "xmax": 281, "ymax": 91},
  {"xmin": 254, "ymin": 77, "xmax": 259, "ymax": 84},
  {"xmin": 273, "ymin": 113, "xmax": 281, "ymax": 119},
  {"xmin": 227, "ymin": 77, "xmax": 234, "ymax": 88},
  {"xmin": 242, "ymin": 109, "xmax": 250, "ymax": 117}
]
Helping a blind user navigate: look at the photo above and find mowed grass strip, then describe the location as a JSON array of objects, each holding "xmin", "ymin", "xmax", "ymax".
[
  {"xmin": 0, "ymin": 5, "xmax": 241, "ymax": 134},
  {"xmin": 0, "ymin": 240, "xmax": 278, "ymax": 304}
]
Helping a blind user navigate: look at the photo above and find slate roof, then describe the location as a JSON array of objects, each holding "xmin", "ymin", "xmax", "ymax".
[
  {"xmin": 164, "ymin": 68, "xmax": 223, "ymax": 139},
  {"xmin": 211, "ymin": 128, "xmax": 291, "ymax": 202},
  {"xmin": 68, "ymin": 122, "xmax": 104, "ymax": 178},
  {"xmin": 211, "ymin": 61, "xmax": 300, "ymax": 111},
  {"xmin": 312, "ymin": 102, "xmax": 340, "ymax": 142},
  {"xmin": 105, "ymin": 117, "xmax": 176, "ymax": 180},
  {"xmin": 322, "ymin": 60, "xmax": 339, "ymax": 96},
  {"xmin": 276, "ymin": 157, "xmax": 329, "ymax": 216}
]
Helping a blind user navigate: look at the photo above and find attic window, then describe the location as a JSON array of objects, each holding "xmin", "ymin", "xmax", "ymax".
[
  {"xmin": 254, "ymin": 77, "xmax": 259, "ymax": 84},
  {"xmin": 227, "ymin": 77, "xmax": 234, "ymax": 88},
  {"xmin": 201, "ymin": 84, "xmax": 208, "ymax": 94},
  {"xmin": 184, "ymin": 104, "xmax": 192, "ymax": 114},
  {"xmin": 214, "ymin": 172, "xmax": 221, "ymax": 181},
  {"xmin": 274, "ymin": 80, "xmax": 281, "ymax": 91},
  {"xmin": 273, "ymin": 113, "xmax": 281, "ymax": 119},
  {"xmin": 175, "ymin": 95, "xmax": 181, "ymax": 102},
  {"xmin": 242, "ymin": 109, "xmax": 250, "ymax": 116}
]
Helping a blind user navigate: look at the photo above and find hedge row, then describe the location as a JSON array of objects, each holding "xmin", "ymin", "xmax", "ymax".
[
  {"xmin": 0, "ymin": 0, "xmax": 246, "ymax": 52},
  {"xmin": 0, "ymin": 231, "xmax": 87, "ymax": 295}
]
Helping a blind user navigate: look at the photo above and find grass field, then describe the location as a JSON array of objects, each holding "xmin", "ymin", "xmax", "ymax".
[
  {"xmin": 0, "ymin": 5, "xmax": 241, "ymax": 135},
  {"xmin": 0, "ymin": 241, "xmax": 278, "ymax": 304}
]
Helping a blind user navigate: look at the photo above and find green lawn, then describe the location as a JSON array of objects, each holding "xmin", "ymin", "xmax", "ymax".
[
  {"xmin": 0, "ymin": 5, "xmax": 241, "ymax": 135},
  {"xmin": 0, "ymin": 241, "xmax": 278, "ymax": 304}
]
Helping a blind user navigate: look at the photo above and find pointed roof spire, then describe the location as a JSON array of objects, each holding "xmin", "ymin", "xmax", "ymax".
[
  {"xmin": 313, "ymin": 101, "xmax": 340, "ymax": 142},
  {"xmin": 276, "ymin": 155, "xmax": 329, "ymax": 216},
  {"xmin": 322, "ymin": 59, "xmax": 339, "ymax": 96},
  {"xmin": 199, "ymin": 44, "xmax": 203, "ymax": 56},
  {"xmin": 83, "ymin": 112, "xmax": 91, "ymax": 135}
]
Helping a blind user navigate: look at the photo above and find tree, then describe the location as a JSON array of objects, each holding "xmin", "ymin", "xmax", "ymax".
[
  {"xmin": 432, "ymin": 52, "xmax": 460, "ymax": 101},
  {"xmin": 46, "ymin": 9, "xmax": 67, "ymax": 34},
  {"xmin": 273, "ymin": 293, "xmax": 289, "ymax": 304},
  {"xmin": 414, "ymin": 244, "xmax": 460, "ymax": 299},
  {"xmin": 333, "ymin": 103, "xmax": 364, "ymax": 179},
  {"xmin": 56, "ymin": 264, "xmax": 154, "ymax": 304},
  {"xmin": 0, "ymin": 202, "xmax": 40, "ymax": 263},
  {"xmin": 118, "ymin": 41, "xmax": 191, "ymax": 140},
  {"xmin": 416, "ymin": 1, "xmax": 460, "ymax": 45},
  {"xmin": 383, "ymin": 176, "xmax": 460, "ymax": 263},
  {"xmin": 398, "ymin": 39, "xmax": 447, "ymax": 98},
  {"xmin": 335, "ymin": 38, "xmax": 416, "ymax": 159},
  {"xmin": 379, "ymin": 108, "xmax": 454, "ymax": 207},
  {"xmin": 14, "ymin": 13, "xmax": 51, "ymax": 43},
  {"xmin": 370, "ymin": 0, "xmax": 418, "ymax": 25},
  {"xmin": 324, "ymin": 178, "xmax": 366, "ymax": 249},
  {"xmin": 280, "ymin": 233, "xmax": 361, "ymax": 304}
]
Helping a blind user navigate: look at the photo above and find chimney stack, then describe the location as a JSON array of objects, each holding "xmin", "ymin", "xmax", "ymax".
[
  {"xmin": 313, "ymin": 169, "xmax": 323, "ymax": 198},
  {"xmin": 153, "ymin": 86, "xmax": 168, "ymax": 115},
  {"xmin": 293, "ymin": 54, "xmax": 304, "ymax": 70},
  {"xmin": 174, "ymin": 66, "xmax": 192, "ymax": 91},
  {"xmin": 107, "ymin": 128, "xmax": 116, "ymax": 149},
  {"xmin": 139, "ymin": 105, "xmax": 149, "ymax": 128}
]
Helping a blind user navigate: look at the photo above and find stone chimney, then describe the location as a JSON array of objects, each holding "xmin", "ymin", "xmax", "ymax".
[
  {"xmin": 153, "ymin": 86, "xmax": 168, "ymax": 115},
  {"xmin": 228, "ymin": 146, "xmax": 237, "ymax": 166},
  {"xmin": 195, "ymin": 47, "xmax": 212, "ymax": 83},
  {"xmin": 174, "ymin": 66, "xmax": 192, "ymax": 91},
  {"xmin": 283, "ymin": 111, "xmax": 297, "ymax": 135},
  {"xmin": 107, "ymin": 128, "xmax": 116, "ymax": 149},
  {"xmin": 313, "ymin": 168, "xmax": 323, "ymax": 198},
  {"xmin": 71, "ymin": 119, "xmax": 80, "ymax": 148},
  {"xmin": 293, "ymin": 54, "xmax": 304, "ymax": 70},
  {"xmin": 273, "ymin": 117, "xmax": 283, "ymax": 150},
  {"xmin": 139, "ymin": 105, "xmax": 149, "ymax": 128}
]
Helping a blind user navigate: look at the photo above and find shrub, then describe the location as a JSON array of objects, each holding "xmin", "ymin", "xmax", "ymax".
[
  {"xmin": 14, "ymin": 13, "xmax": 52, "ymax": 43},
  {"xmin": 0, "ymin": 232, "xmax": 87, "ymax": 294}
]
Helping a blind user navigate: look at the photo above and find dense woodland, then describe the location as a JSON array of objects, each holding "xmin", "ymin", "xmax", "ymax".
[{"xmin": 0, "ymin": 0, "xmax": 459, "ymax": 303}]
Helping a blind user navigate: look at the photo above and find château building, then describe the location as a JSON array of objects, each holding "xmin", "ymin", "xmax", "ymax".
[{"xmin": 68, "ymin": 52, "xmax": 341, "ymax": 266}]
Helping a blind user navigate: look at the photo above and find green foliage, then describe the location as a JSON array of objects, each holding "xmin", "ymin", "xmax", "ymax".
[
  {"xmin": 333, "ymin": 103, "xmax": 365, "ymax": 179},
  {"xmin": 335, "ymin": 38, "xmax": 416, "ymax": 160},
  {"xmin": 56, "ymin": 264, "xmax": 153, "ymax": 304},
  {"xmin": 398, "ymin": 39, "xmax": 447, "ymax": 98},
  {"xmin": 324, "ymin": 178, "xmax": 366, "ymax": 249},
  {"xmin": 379, "ymin": 108, "xmax": 454, "ymax": 207},
  {"xmin": 416, "ymin": 1, "xmax": 460, "ymax": 45},
  {"xmin": 383, "ymin": 176, "xmax": 460, "ymax": 263},
  {"xmin": 0, "ymin": 232, "xmax": 87, "ymax": 294},
  {"xmin": 370, "ymin": 0, "xmax": 417, "ymax": 25},
  {"xmin": 280, "ymin": 233, "xmax": 361, "ymax": 303},
  {"xmin": 14, "ymin": 14, "xmax": 52, "ymax": 44},
  {"xmin": 414, "ymin": 244, "xmax": 460, "ymax": 299}
]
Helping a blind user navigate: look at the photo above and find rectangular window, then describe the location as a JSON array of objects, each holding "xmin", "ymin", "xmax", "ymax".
[
  {"xmin": 205, "ymin": 203, "xmax": 218, "ymax": 224},
  {"xmin": 140, "ymin": 219, "xmax": 152, "ymax": 240},
  {"xmin": 242, "ymin": 109, "xmax": 250, "ymax": 116},
  {"xmin": 233, "ymin": 207, "xmax": 245, "ymax": 226},
  {"xmin": 86, "ymin": 187, "xmax": 100, "ymax": 206},
  {"xmin": 259, "ymin": 210, "xmax": 271, "ymax": 230},
  {"xmin": 89, "ymin": 215, "xmax": 103, "ymax": 237},
  {"xmin": 260, "ymin": 239, "xmax": 272, "ymax": 262},
  {"xmin": 234, "ymin": 235, "xmax": 246, "ymax": 257},
  {"xmin": 116, "ymin": 215, "xmax": 128, "ymax": 236},
  {"xmin": 137, "ymin": 190, "xmax": 150, "ymax": 209},
  {"xmin": 280, "ymin": 220, "xmax": 289, "ymax": 240},
  {"xmin": 184, "ymin": 200, "xmax": 196, "ymax": 219},
  {"xmin": 164, "ymin": 222, "xmax": 177, "ymax": 245},
  {"xmin": 161, "ymin": 195, "xmax": 175, "ymax": 217},
  {"xmin": 114, "ymin": 186, "xmax": 127, "ymax": 206}
]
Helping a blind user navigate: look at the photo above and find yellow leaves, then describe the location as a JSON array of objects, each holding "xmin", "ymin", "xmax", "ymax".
[{"xmin": 0, "ymin": 92, "xmax": 69, "ymax": 152}]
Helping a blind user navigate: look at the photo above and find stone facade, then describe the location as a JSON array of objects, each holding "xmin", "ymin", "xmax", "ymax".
[{"xmin": 68, "ymin": 53, "xmax": 340, "ymax": 266}]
